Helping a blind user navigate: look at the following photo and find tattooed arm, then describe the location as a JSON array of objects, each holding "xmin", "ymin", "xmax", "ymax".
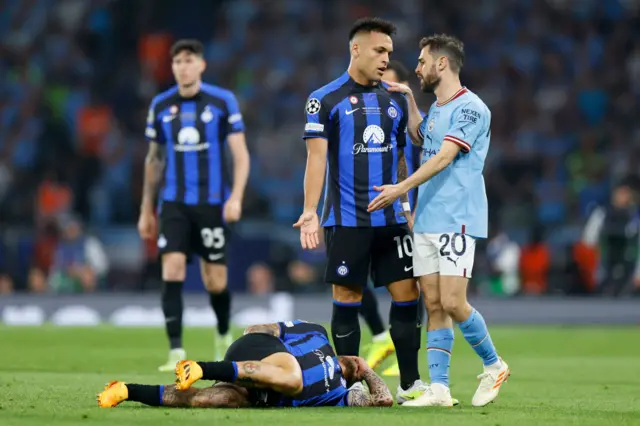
[
  {"xmin": 347, "ymin": 369, "xmax": 393, "ymax": 407},
  {"xmin": 243, "ymin": 323, "xmax": 281, "ymax": 337},
  {"xmin": 137, "ymin": 142, "xmax": 166, "ymax": 239},
  {"xmin": 161, "ymin": 383, "xmax": 250, "ymax": 408},
  {"xmin": 397, "ymin": 149, "xmax": 410, "ymax": 205},
  {"xmin": 141, "ymin": 142, "xmax": 165, "ymax": 213},
  {"xmin": 233, "ymin": 356, "xmax": 303, "ymax": 396},
  {"xmin": 396, "ymin": 149, "xmax": 413, "ymax": 228}
]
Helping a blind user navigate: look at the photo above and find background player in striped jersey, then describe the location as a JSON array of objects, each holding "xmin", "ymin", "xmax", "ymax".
[
  {"xmin": 362, "ymin": 60, "xmax": 425, "ymax": 377},
  {"xmin": 294, "ymin": 18, "xmax": 427, "ymax": 404},
  {"xmin": 368, "ymin": 34, "xmax": 510, "ymax": 407},
  {"xmin": 138, "ymin": 39, "xmax": 250, "ymax": 371},
  {"xmin": 97, "ymin": 320, "xmax": 393, "ymax": 408}
]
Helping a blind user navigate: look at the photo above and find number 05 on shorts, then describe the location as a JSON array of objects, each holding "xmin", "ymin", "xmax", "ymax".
[{"xmin": 413, "ymin": 233, "xmax": 476, "ymax": 278}]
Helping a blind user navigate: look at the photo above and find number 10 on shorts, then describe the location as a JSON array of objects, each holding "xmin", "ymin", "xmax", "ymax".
[{"xmin": 394, "ymin": 235, "xmax": 413, "ymax": 259}]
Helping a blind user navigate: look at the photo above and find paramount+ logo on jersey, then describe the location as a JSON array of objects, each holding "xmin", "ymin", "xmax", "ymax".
[
  {"xmin": 352, "ymin": 124, "xmax": 393, "ymax": 155},
  {"xmin": 313, "ymin": 349, "xmax": 335, "ymax": 392},
  {"xmin": 175, "ymin": 127, "xmax": 210, "ymax": 152}
]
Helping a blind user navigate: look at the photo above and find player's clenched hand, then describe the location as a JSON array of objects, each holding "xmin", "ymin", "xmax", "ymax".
[
  {"xmin": 293, "ymin": 211, "xmax": 320, "ymax": 249},
  {"xmin": 368, "ymin": 184, "xmax": 403, "ymax": 212},
  {"xmin": 137, "ymin": 212, "xmax": 156, "ymax": 240},
  {"xmin": 223, "ymin": 198, "xmax": 242, "ymax": 223},
  {"xmin": 383, "ymin": 80, "xmax": 412, "ymax": 96},
  {"xmin": 352, "ymin": 357, "xmax": 371, "ymax": 380},
  {"xmin": 339, "ymin": 356, "xmax": 370, "ymax": 381}
]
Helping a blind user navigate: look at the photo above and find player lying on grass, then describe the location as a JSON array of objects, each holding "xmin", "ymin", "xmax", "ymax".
[{"xmin": 98, "ymin": 320, "xmax": 393, "ymax": 408}]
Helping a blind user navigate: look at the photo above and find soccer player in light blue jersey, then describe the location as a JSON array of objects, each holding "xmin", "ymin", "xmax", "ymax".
[{"xmin": 368, "ymin": 34, "xmax": 510, "ymax": 407}]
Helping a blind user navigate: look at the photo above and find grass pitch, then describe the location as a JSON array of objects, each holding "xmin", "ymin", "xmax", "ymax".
[{"xmin": 1, "ymin": 325, "xmax": 639, "ymax": 426}]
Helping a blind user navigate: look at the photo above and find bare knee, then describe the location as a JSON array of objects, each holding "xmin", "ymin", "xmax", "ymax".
[
  {"xmin": 439, "ymin": 279, "xmax": 471, "ymax": 321},
  {"xmin": 332, "ymin": 284, "xmax": 363, "ymax": 304},
  {"xmin": 420, "ymin": 275, "xmax": 442, "ymax": 312},
  {"xmin": 420, "ymin": 274, "xmax": 452, "ymax": 328},
  {"xmin": 387, "ymin": 279, "xmax": 419, "ymax": 302},
  {"xmin": 162, "ymin": 253, "xmax": 187, "ymax": 281},
  {"xmin": 201, "ymin": 262, "xmax": 227, "ymax": 293},
  {"xmin": 441, "ymin": 297, "xmax": 464, "ymax": 317},
  {"xmin": 425, "ymin": 296, "xmax": 444, "ymax": 315}
]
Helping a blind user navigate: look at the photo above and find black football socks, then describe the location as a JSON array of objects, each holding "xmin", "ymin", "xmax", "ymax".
[
  {"xmin": 126, "ymin": 384, "xmax": 164, "ymax": 406},
  {"xmin": 209, "ymin": 288, "xmax": 231, "ymax": 336},
  {"xmin": 162, "ymin": 281, "xmax": 183, "ymax": 349},
  {"xmin": 389, "ymin": 299, "xmax": 421, "ymax": 390},
  {"xmin": 331, "ymin": 301, "xmax": 362, "ymax": 356}
]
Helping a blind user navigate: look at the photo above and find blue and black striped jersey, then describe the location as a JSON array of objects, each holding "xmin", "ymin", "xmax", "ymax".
[
  {"xmin": 145, "ymin": 83, "xmax": 244, "ymax": 205},
  {"xmin": 303, "ymin": 72, "xmax": 409, "ymax": 227},
  {"xmin": 275, "ymin": 320, "xmax": 349, "ymax": 407}
]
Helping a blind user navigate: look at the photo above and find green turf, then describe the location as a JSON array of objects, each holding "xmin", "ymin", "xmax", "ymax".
[{"xmin": 1, "ymin": 325, "xmax": 640, "ymax": 426}]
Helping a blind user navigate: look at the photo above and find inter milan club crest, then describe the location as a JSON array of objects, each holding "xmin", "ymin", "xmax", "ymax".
[
  {"xmin": 387, "ymin": 105, "xmax": 398, "ymax": 119},
  {"xmin": 349, "ymin": 96, "xmax": 358, "ymax": 104},
  {"xmin": 336, "ymin": 261, "xmax": 349, "ymax": 277},
  {"xmin": 306, "ymin": 98, "xmax": 321, "ymax": 115},
  {"xmin": 200, "ymin": 106, "xmax": 213, "ymax": 123}
]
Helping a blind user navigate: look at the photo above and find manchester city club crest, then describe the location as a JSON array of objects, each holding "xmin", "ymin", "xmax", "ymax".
[{"xmin": 428, "ymin": 111, "xmax": 439, "ymax": 132}]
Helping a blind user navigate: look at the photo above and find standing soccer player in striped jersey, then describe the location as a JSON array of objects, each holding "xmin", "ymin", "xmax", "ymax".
[
  {"xmin": 294, "ymin": 17, "xmax": 427, "ymax": 404},
  {"xmin": 368, "ymin": 34, "xmax": 510, "ymax": 407},
  {"xmin": 138, "ymin": 39, "xmax": 250, "ymax": 371}
]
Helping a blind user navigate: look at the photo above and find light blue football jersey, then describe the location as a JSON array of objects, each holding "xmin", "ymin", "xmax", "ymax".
[{"xmin": 413, "ymin": 88, "xmax": 491, "ymax": 238}]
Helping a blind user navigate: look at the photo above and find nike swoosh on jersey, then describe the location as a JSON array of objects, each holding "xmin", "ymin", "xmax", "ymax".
[{"xmin": 345, "ymin": 108, "xmax": 360, "ymax": 115}]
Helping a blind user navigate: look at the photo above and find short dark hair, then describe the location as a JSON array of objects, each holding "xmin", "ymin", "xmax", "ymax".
[
  {"xmin": 386, "ymin": 60, "xmax": 410, "ymax": 83},
  {"xmin": 349, "ymin": 17, "xmax": 396, "ymax": 41},
  {"xmin": 170, "ymin": 39, "xmax": 204, "ymax": 58},
  {"xmin": 419, "ymin": 34, "xmax": 465, "ymax": 72}
]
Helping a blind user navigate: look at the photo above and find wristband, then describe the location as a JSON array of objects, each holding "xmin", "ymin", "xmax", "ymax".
[{"xmin": 402, "ymin": 202, "xmax": 411, "ymax": 212}]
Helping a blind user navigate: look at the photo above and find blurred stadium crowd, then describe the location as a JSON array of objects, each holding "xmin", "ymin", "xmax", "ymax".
[{"xmin": 0, "ymin": 0, "xmax": 638, "ymax": 296}]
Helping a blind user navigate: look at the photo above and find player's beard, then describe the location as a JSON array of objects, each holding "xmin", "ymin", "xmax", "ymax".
[{"xmin": 420, "ymin": 65, "xmax": 440, "ymax": 93}]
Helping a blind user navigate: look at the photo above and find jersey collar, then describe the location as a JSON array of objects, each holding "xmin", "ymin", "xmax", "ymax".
[
  {"xmin": 436, "ymin": 87, "xmax": 468, "ymax": 107},
  {"xmin": 345, "ymin": 71, "xmax": 382, "ymax": 91}
]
